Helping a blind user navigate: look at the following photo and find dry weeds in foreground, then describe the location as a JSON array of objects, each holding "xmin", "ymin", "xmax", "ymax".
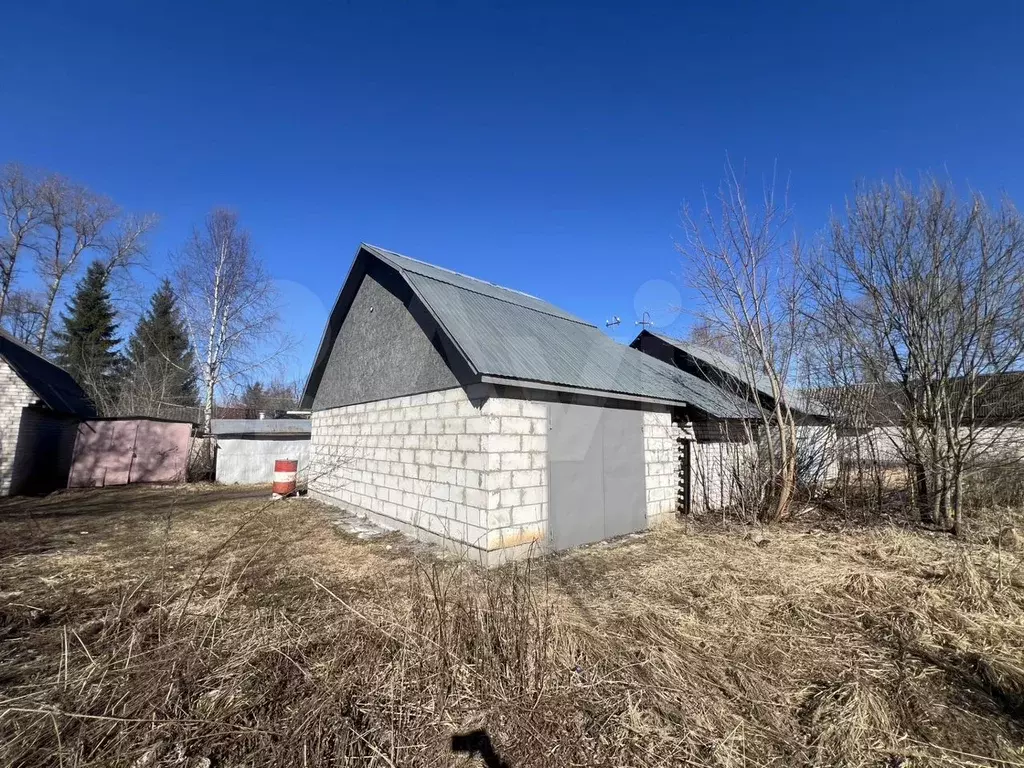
[{"xmin": 1, "ymin": 486, "xmax": 1023, "ymax": 767}]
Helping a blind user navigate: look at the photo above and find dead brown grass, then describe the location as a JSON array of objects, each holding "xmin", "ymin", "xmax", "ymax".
[{"xmin": 1, "ymin": 486, "xmax": 1024, "ymax": 767}]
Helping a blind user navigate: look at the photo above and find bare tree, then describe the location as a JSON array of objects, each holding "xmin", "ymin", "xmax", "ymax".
[
  {"xmin": 1, "ymin": 289, "xmax": 45, "ymax": 343},
  {"xmin": 0, "ymin": 164, "xmax": 42, "ymax": 320},
  {"xmin": 98, "ymin": 212, "xmax": 157, "ymax": 278},
  {"xmin": 678, "ymin": 160, "xmax": 805, "ymax": 523},
  {"xmin": 174, "ymin": 209, "xmax": 282, "ymax": 437},
  {"xmin": 687, "ymin": 318, "xmax": 739, "ymax": 357},
  {"xmin": 32, "ymin": 175, "xmax": 117, "ymax": 351},
  {"xmin": 807, "ymin": 176, "xmax": 1024, "ymax": 535}
]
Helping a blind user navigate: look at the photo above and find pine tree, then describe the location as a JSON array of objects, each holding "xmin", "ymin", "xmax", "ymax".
[
  {"xmin": 52, "ymin": 260, "xmax": 122, "ymax": 412},
  {"xmin": 123, "ymin": 279, "xmax": 198, "ymax": 416}
]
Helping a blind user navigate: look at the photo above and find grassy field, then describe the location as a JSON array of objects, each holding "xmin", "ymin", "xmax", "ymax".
[{"xmin": 1, "ymin": 486, "xmax": 1023, "ymax": 767}]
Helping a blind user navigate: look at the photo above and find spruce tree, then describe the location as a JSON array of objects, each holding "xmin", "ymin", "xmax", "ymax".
[
  {"xmin": 52, "ymin": 260, "xmax": 122, "ymax": 412},
  {"xmin": 124, "ymin": 279, "xmax": 198, "ymax": 415}
]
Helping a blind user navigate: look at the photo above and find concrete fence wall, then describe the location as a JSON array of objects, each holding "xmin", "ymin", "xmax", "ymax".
[{"xmin": 838, "ymin": 425, "xmax": 1024, "ymax": 469}]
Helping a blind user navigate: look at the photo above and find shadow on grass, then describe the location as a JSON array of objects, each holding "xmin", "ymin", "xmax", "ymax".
[{"xmin": 451, "ymin": 728, "xmax": 510, "ymax": 767}]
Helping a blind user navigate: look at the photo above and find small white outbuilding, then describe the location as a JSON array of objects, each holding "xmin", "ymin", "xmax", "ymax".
[{"xmin": 212, "ymin": 419, "xmax": 311, "ymax": 485}]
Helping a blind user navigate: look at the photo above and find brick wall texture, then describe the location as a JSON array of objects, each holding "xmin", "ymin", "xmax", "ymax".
[
  {"xmin": 310, "ymin": 386, "xmax": 679, "ymax": 561},
  {"xmin": 642, "ymin": 409, "xmax": 682, "ymax": 521},
  {"xmin": 0, "ymin": 360, "xmax": 39, "ymax": 495},
  {"xmin": 310, "ymin": 386, "xmax": 547, "ymax": 563}
]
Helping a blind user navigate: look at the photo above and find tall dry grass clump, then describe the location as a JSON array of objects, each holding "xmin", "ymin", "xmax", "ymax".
[{"xmin": 1, "ymin": 487, "xmax": 1024, "ymax": 766}]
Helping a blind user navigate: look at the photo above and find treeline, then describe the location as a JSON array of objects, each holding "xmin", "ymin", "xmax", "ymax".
[
  {"xmin": 0, "ymin": 163, "xmax": 291, "ymax": 426},
  {"xmin": 680, "ymin": 166, "xmax": 1024, "ymax": 536}
]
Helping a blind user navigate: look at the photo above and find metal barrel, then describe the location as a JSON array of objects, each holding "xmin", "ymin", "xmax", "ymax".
[{"xmin": 272, "ymin": 459, "xmax": 298, "ymax": 497}]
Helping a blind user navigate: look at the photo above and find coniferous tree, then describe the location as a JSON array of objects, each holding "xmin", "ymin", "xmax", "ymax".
[
  {"xmin": 52, "ymin": 260, "xmax": 122, "ymax": 412},
  {"xmin": 122, "ymin": 279, "xmax": 198, "ymax": 416}
]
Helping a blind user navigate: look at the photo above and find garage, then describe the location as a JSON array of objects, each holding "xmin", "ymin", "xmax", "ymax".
[{"xmin": 301, "ymin": 245, "xmax": 757, "ymax": 564}]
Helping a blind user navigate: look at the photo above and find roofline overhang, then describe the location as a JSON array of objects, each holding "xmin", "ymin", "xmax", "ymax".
[{"xmin": 478, "ymin": 374, "xmax": 687, "ymax": 408}]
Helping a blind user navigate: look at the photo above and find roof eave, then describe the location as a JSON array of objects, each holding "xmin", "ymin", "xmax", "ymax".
[{"xmin": 478, "ymin": 374, "xmax": 687, "ymax": 408}]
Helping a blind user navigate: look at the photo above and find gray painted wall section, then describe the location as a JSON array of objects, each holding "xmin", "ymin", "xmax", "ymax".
[
  {"xmin": 548, "ymin": 401, "xmax": 645, "ymax": 549},
  {"xmin": 216, "ymin": 438, "xmax": 310, "ymax": 484},
  {"xmin": 312, "ymin": 271, "xmax": 460, "ymax": 411}
]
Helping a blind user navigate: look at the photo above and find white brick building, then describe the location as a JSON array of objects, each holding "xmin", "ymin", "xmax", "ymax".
[
  {"xmin": 0, "ymin": 331, "xmax": 94, "ymax": 495},
  {"xmin": 302, "ymin": 245, "xmax": 754, "ymax": 564}
]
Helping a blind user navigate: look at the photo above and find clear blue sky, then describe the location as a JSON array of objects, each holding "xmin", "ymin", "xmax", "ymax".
[{"xmin": 2, "ymin": 1, "xmax": 1023, "ymax": 382}]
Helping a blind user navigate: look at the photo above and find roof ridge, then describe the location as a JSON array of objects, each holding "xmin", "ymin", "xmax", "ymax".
[{"xmin": 365, "ymin": 243, "xmax": 596, "ymax": 329}]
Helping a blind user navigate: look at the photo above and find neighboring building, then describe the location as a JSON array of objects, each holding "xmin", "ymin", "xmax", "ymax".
[
  {"xmin": 212, "ymin": 419, "xmax": 311, "ymax": 484},
  {"xmin": 631, "ymin": 330, "xmax": 839, "ymax": 510},
  {"xmin": 0, "ymin": 330, "xmax": 95, "ymax": 495},
  {"xmin": 816, "ymin": 375, "xmax": 1024, "ymax": 468},
  {"xmin": 302, "ymin": 244, "xmax": 758, "ymax": 564}
]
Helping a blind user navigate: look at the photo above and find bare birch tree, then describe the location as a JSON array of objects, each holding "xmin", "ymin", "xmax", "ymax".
[
  {"xmin": 174, "ymin": 209, "xmax": 282, "ymax": 437},
  {"xmin": 98, "ymin": 212, "xmax": 158, "ymax": 278},
  {"xmin": 678, "ymin": 160, "xmax": 805, "ymax": 523},
  {"xmin": 0, "ymin": 164, "xmax": 42, "ymax": 320},
  {"xmin": 807, "ymin": 176, "xmax": 1024, "ymax": 535},
  {"xmin": 32, "ymin": 175, "xmax": 117, "ymax": 351}
]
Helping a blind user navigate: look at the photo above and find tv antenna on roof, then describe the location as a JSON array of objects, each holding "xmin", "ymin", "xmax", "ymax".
[
  {"xmin": 634, "ymin": 311, "xmax": 654, "ymax": 330},
  {"xmin": 605, "ymin": 315, "xmax": 621, "ymax": 328}
]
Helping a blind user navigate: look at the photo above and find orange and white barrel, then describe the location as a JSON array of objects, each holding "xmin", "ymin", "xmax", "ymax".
[{"xmin": 272, "ymin": 459, "xmax": 298, "ymax": 497}]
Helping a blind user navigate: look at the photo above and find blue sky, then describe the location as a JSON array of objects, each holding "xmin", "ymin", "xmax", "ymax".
[{"xmin": 2, "ymin": 1, "xmax": 1023, "ymax": 382}]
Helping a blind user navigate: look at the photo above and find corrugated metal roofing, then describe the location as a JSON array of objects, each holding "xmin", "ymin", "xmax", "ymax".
[
  {"xmin": 813, "ymin": 373, "xmax": 1024, "ymax": 427},
  {"xmin": 212, "ymin": 419, "xmax": 312, "ymax": 436},
  {"xmin": 646, "ymin": 331, "xmax": 776, "ymax": 397},
  {"xmin": 362, "ymin": 246, "xmax": 759, "ymax": 416},
  {"xmin": 642, "ymin": 330, "xmax": 827, "ymax": 418},
  {"xmin": 0, "ymin": 330, "xmax": 95, "ymax": 417},
  {"xmin": 366, "ymin": 245, "xmax": 588, "ymax": 325}
]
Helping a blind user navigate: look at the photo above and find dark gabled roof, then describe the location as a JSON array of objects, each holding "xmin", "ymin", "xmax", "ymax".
[
  {"xmin": 635, "ymin": 330, "xmax": 776, "ymax": 396},
  {"xmin": 814, "ymin": 373, "xmax": 1024, "ymax": 427},
  {"xmin": 0, "ymin": 330, "xmax": 95, "ymax": 417},
  {"xmin": 302, "ymin": 245, "xmax": 759, "ymax": 417},
  {"xmin": 632, "ymin": 330, "xmax": 828, "ymax": 418}
]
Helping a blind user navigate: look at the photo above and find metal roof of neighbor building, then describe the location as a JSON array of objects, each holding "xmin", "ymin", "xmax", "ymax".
[
  {"xmin": 304, "ymin": 245, "xmax": 759, "ymax": 417},
  {"xmin": 211, "ymin": 419, "xmax": 312, "ymax": 437},
  {"xmin": 635, "ymin": 330, "xmax": 827, "ymax": 418},
  {"xmin": 814, "ymin": 373, "xmax": 1024, "ymax": 427},
  {"xmin": 0, "ymin": 330, "xmax": 95, "ymax": 417},
  {"xmin": 642, "ymin": 331, "xmax": 776, "ymax": 397}
]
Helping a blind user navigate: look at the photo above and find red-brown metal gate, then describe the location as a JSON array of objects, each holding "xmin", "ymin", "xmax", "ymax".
[{"xmin": 68, "ymin": 419, "xmax": 192, "ymax": 488}]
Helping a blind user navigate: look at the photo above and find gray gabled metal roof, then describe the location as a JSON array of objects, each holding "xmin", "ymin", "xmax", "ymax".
[
  {"xmin": 645, "ymin": 331, "xmax": 777, "ymax": 399},
  {"xmin": 637, "ymin": 330, "xmax": 827, "ymax": 418},
  {"xmin": 304, "ymin": 245, "xmax": 760, "ymax": 417}
]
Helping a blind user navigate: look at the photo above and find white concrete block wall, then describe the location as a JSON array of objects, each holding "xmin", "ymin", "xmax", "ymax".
[
  {"xmin": 479, "ymin": 396, "xmax": 548, "ymax": 559},
  {"xmin": 216, "ymin": 438, "xmax": 311, "ymax": 484},
  {"xmin": 642, "ymin": 408, "xmax": 680, "ymax": 522},
  {"xmin": 0, "ymin": 360, "xmax": 40, "ymax": 495},
  {"xmin": 691, "ymin": 440, "xmax": 757, "ymax": 512},
  {"xmin": 309, "ymin": 386, "xmax": 548, "ymax": 563}
]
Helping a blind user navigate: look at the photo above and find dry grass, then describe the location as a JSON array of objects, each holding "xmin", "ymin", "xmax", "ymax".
[{"xmin": 2, "ymin": 486, "xmax": 1024, "ymax": 767}]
